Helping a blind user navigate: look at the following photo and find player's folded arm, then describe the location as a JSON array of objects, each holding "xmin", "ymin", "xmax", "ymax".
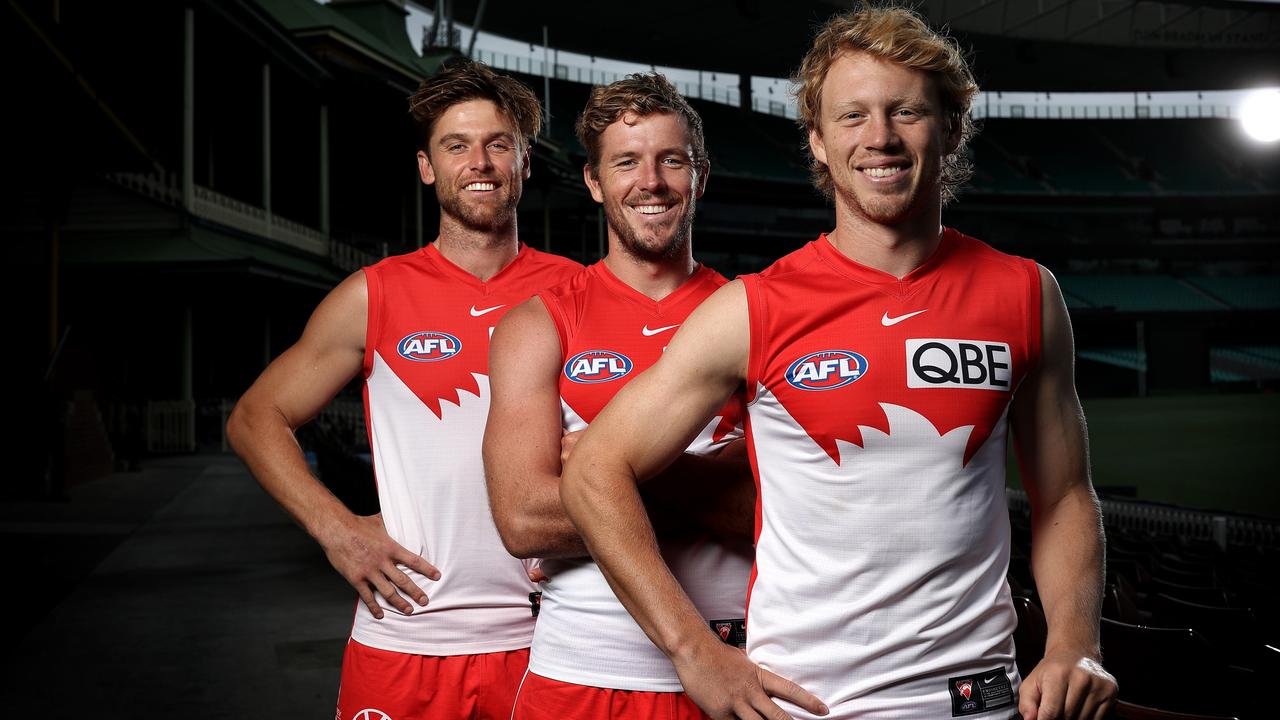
[{"xmin": 483, "ymin": 297, "xmax": 588, "ymax": 559}]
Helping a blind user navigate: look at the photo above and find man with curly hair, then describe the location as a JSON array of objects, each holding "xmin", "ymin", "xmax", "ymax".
[{"xmin": 558, "ymin": 7, "xmax": 1118, "ymax": 720}]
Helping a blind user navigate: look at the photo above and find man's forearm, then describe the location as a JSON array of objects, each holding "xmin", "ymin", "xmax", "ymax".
[
  {"xmin": 1030, "ymin": 485, "xmax": 1105, "ymax": 654},
  {"xmin": 227, "ymin": 403, "xmax": 353, "ymax": 544},
  {"xmin": 493, "ymin": 472, "xmax": 587, "ymax": 559},
  {"xmin": 561, "ymin": 455, "xmax": 715, "ymax": 658}
]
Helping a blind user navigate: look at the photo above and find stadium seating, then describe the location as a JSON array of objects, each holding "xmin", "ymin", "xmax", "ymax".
[
  {"xmin": 1057, "ymin": 275, "xmax": 1222, "ymax": 312},
  {"xmin": 1186, "ymin": 277, "xmax": 1280, "ymax": 310},
  {"xmin": 1009, "ymin": 497, "xmax": 1277, "ymax": 718},
  {"xmin": 1099, "ymin": 618, "xmax": 1245, "ymax": 716}
]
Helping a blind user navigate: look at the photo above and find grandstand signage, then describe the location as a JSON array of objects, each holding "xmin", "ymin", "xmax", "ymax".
[{"xmin": 907, "ymin": 339, "xmax": 1011, "ymax": 391}]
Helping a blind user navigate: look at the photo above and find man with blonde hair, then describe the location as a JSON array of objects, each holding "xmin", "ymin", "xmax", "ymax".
[
  {"xmin": 228, "ymin": 61, "xmax": 579, "ymax": 719},
  {"xmin": 486, "ymin": 72, "xmax": 754, "ymax": 720},
  {"xmin": 559, "ymin": 7, "xmax": 1118, "ymax": 720}
]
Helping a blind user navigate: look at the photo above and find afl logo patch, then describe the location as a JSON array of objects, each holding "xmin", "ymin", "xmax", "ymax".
[
  {"xmin": 564, "ymin": 350, "xmax": 633, "ymax": 384},
  {"xmin": 785, "ymin": 350, "xmax": 868, "ymax": 391},
  {"xmin": 397, "ymin": 331, "xmax": 462, "ymax": 362}
]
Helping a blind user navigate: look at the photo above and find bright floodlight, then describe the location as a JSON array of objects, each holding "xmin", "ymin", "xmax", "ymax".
[{"xmin": 1240, "ymin": 88, "xmax": 1280, "ymax": 143}]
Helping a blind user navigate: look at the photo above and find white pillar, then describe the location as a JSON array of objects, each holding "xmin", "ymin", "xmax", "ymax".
[
  {"xmin": 319, "ymin": 104, "xmax": 330, "ymax": 235},
  {"xmin": 183, "ymin": 7, "xmax": 194, "ymax": 210},
  {"xmin": 262, "ymin": 63, "xmax": 272, "ymax": 219},
  {"xmin": 182, "ymin": 307, "xmax": 194, "ymax": 402}
]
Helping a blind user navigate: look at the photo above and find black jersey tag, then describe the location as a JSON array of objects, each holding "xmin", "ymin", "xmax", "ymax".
[
  {"xmin": 948, "ymin": 667, "xmax": 1014, "ymax": 716},
  {"xmin": 708, "ymin": 618, "xmax": 746, "ymax": 649},
  {"xmin": 529, "ymin": 591, "xmax": 542, "ymax": 617}
]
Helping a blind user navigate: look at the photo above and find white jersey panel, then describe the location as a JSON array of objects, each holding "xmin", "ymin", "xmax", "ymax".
[
  {"xmin": 351, "ymin": 352, "xmax": 537, "ymax": 655},
  {"xmin": 746, "ymin": 386, "xmax": 1019, "ymax": 720}
]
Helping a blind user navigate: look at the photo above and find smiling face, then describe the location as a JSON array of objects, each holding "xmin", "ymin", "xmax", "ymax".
[
  {"xmin": 808, "ymin": 51, "xmax": 960, "ymax": 227},
  {"xmin": 584, "ymin": 111, "xmax": 707, "ymax": 263},
  {"xmin": 418, "ymin": 99, "xmax": 529, "ymax": 234}
]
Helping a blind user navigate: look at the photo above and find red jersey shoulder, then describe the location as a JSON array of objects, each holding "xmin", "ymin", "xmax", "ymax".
[
  {"xmin": 523, "ymin": 247, "xmax": 584, "ymax": 277},
  {"xmin": 535, "ymin": 264, "xmax": 594, "ymax": 349},
  {"xmin": 756, "ymin": 239, "xmax": 824, "ymax": 282}
]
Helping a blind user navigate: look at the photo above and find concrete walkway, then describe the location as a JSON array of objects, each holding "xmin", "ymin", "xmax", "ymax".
[{"xmin": 1, "ymin": 455, "xmax": 353, "ymax": 718}]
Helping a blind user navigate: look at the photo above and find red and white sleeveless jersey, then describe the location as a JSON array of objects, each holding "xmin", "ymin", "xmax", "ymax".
[
  {"xmin": 530, "ymin": 262, "xmax": 753, "ymax": 691},
  {"xmin": 354, "ymin": 243, "xmax": 580, "ymax": 656},
  {"xmin": 740, "ymin": 230, "xmax": 1041, "ymax": 719}
]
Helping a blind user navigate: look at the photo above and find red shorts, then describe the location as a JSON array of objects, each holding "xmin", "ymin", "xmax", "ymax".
[
  {"xmin": 512, "ymin": 671, "xmax": 710, "ymax": 720},
  {"xmin": 336, "ymin": 638, "xmax": 530, "ymax": 720}
]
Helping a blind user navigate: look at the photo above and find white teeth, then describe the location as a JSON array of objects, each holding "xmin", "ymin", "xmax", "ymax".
[
  {"xmin": 633, "ymin": 205, "xmax": 671, "ymax": 215},
  {"xmin": 862, "ymin": 167, "xmax": 903, "ymax": 178},
  {"xmin": 465, "ymin": 182, "xmax": 496, "ymax": 191}
]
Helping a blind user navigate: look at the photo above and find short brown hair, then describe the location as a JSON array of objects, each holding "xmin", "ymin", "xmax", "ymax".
[
  {"xmin": 409, "ymin": 61, "xmax": 542, "ymax": 150},
  {"xmin": 576, "ymin": 73, "xmax": 707, "ymax": 175},
  {"xmin": 792, "ymin": 4, "xmax": 979, "ymax": 204}
]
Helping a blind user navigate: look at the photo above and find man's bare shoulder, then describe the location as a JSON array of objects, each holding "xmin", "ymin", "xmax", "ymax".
[
  {"xmin": 689, "ymin": 278, "xmax": 748, "ymax": 318},
  {"xmin": 495, "ymin": 295, "xmax": 555, "ymax": 335},
  {"xmin": 662, "ymin": 279, "xmax": 749, "ymax": 382},
  {"xmin": 301, "ymin": 270, "xmax": 368, "ymax": 348}
]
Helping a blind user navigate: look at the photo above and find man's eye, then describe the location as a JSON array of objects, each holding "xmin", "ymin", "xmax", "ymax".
[
  {"xmin": 663, "ymin": 158, "xmax": 685, "ymax": 166},
  {"xmin": 447, "ymin": 144, "xmax": 466, "ymax": 152},
  {"xmin": 490, "ymin": 143, "xmax": 510, "ymax": 152}
]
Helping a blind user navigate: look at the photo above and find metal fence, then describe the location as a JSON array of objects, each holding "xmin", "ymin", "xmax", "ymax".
[
  {"xmin": 146, "ymin": 400, "xmax": 196, "ymax": 453},
  {"xmin": 1007, "ymin": 487, "xmax": 1278, "ymax": 550}
]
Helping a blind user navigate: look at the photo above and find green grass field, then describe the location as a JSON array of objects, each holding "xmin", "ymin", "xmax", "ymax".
[{"xmin": 1007, "ymin": 393, "xmax": 1280, "ymax": 519}]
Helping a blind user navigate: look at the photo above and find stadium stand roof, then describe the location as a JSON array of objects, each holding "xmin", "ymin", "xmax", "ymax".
[
  {"xmin": 259, "ymin": 0, "xmax": 448, "ymax": 88},
  {"xmin": 446, "ymin": 0, "xmax": 1280, "ymax": 90}
]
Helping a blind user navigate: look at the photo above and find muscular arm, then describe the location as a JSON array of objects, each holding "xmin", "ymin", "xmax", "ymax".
[
  {"xmin": 484, "ymin": 299, "xmax": 756, "ymax": 560},
  {"xmin": 484, "ymin": 298, "xmax": 583, "ymax": 558},
  {"xmin": 1012, "ymin": 266, "xmax": 1117, "ymax": 720},
  {"xmin": 560, "ymin": 282, "xmax": 826, "ymax": 720},
  {"xmin": 226, "ymin": 271, "xmax": 438, "ymax": 618}
]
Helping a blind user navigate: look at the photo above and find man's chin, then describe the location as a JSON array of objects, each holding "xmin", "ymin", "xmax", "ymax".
[
  {"xmin": 841, "ymin": 189, "xmax": 919, "ymax": 226},
  {"xmin": 449, "ymin": 205, "xmax": 516, "ymax": 233}
]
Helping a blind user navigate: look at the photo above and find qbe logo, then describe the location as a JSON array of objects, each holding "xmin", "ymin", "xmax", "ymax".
[
  {"xmin": 564, "ymin": 350, "xmax": 633, "ymax": 384},
  {"xmin": 397, "ymin": 331, "xmax": 462, "ymax": 362},
  {"xmin": 906, "ymin": 339, "xmax": 1011, "ymax": 390},
  {"xmin": 785, "ymin": 350, "xmax": 868, "ymax": 391}
]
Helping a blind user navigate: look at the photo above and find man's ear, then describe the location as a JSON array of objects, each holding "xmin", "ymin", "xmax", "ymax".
[
  {"xmin": 582, "ymin": 164, "xmax": 604, "ymax": 204},
  {"xmin": 809, "ymin": 127, "xmax": 828, "ymax": 167},
  {"xmin": 694, "ymin": 160, "xmax": 710, "ymax": 199},
  {"xmin": 944, "ymin": 113, "xmax": 964, "ymax": 156},
  {"xmin": 522, "ymin": 145, "xmax": 532, "ymax": 181},
  {"xmin": 417, "ymin": 150, "xmax": 436, "ymax": 186}
]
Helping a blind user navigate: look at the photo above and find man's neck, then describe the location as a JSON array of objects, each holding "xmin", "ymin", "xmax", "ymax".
[
  {"xmin": 433, "ymin": 215, "xmax": 520, "ymax": 282},
  {"xmin": 602, "ymin": 239, "xmax": 698, "ymax": 302},
  {"xmin": 827, "ymin": 197, "xmax": 944, "ymax": 280}
]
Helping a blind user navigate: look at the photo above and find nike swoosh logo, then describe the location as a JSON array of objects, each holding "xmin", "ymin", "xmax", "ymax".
[
  {"xmin": 641, "ymin": 324, "xmax": 680, "ymax": 337},
  {"xmin": 881, "ymin": 309, "xmax": 927, "ymax": 326},
  {"xmin": 469, "ymin": 305, "xmax": 505, "ymax": 317},
  {"xmin": 982, "ymin": 674, "xmax": 1001, "ymax": 685}
]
